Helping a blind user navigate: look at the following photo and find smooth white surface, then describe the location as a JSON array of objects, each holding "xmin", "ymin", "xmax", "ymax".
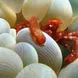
[
  {"xmin": 16, "ymin": 63, "xmax": 57, "ymax": 78},
  {"xmin": 0, "ymin": 33, "xmax": 16, "ymax": 49},
  {"xmin": 0, "ymin": 18, "xmax": 10, "ymax": 34},
  {"xmin": 0, "ymin": 47, "xmax": 23, "ymax": 78},
  {"xmin": 58, "ymin": 59, "xmax": 78, "ymax": 78},
  {"xmin": 13, "ymin": 42, "xmax": 38, "ymax": 67},
  {"xmin": 10, "ymin": 28, "xmax": 16, "ymax": 39}
]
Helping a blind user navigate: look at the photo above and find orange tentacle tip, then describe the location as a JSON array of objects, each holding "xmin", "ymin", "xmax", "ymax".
[{"xmin": 28, "ymin": 17, "xmax": 46, "ymax": 46}]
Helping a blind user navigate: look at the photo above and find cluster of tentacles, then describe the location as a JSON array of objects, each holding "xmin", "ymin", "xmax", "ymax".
[{"xmin": 14, "ymin": 17, "xmax": 78, "ymax": 64}]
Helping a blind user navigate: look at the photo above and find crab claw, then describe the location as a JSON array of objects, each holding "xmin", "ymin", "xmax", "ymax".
[{"xmin": 28, "ymin": 17, "xmax": 46, "ymax": 46}]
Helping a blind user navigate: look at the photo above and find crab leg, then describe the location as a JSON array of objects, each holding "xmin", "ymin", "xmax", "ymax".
[{"xmin": 63, "ymin": 33, "xmax": 78, "ymax": 63}]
